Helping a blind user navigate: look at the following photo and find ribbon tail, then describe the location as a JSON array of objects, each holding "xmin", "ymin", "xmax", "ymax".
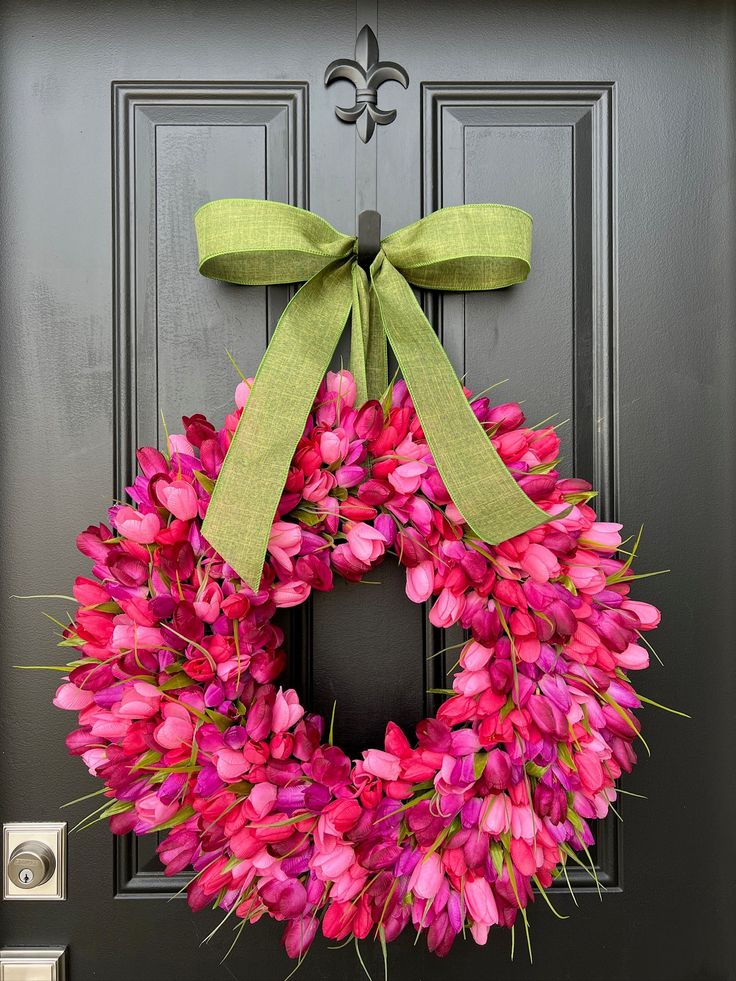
[
  {"xmin": 202, "ymin": 260, "xmax": 354, "ymax": 590},
  {"xmin": 350, "ymin": 263, "xmax": 388, "ymax": 404},
  {"xmin": 371, "ymin": 256, "xmax": 558, "ymax": 546}
]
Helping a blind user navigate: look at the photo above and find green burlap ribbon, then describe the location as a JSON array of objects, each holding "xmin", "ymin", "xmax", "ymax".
[{"xmin": 194, "ymin": 198, "xmax": 553, "ymax": 590}]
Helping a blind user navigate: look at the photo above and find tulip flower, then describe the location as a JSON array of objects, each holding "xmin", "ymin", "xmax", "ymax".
[{"xmin": 112, "ymin": 505, "xmax": 160, "ymax": 543}]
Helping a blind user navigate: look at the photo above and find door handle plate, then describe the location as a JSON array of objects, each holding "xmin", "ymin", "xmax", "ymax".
[{"xmin": 0, "ymin": 948, "xmax": 66, "ymax": 981}]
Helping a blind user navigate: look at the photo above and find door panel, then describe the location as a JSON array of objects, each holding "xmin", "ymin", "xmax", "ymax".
[{"xmin": 1, "ymin": 1, "xmax": 733, "ymax": 979}]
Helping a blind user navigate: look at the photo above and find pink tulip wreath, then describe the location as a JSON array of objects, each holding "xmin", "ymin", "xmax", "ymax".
[{"xmin": 53, "ymin": 369, "xmax": 660, "ymax": 963}]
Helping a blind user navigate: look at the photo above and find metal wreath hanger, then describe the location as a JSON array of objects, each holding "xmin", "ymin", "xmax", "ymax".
[{"xmin": 324, "ymin": 24, "xmax": 409, "ymax": 268}]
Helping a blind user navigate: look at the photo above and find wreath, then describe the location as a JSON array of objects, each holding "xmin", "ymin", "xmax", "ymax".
[
  {"xmin": 53, "ymin": 368, "xmax": 658, "ymax": 963},
  {"xmin": 43, "ymin": 200, "xmax": 663, "ymax": 969}
]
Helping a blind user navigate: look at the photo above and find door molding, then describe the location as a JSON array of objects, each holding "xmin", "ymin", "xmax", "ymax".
[
  {"xmin": 112, "ymin": 81, "xmax": 308, "ymax": 897},
  {"xmin": 423, "ymin": 82, "xmax": 620, "ymax": 890}
]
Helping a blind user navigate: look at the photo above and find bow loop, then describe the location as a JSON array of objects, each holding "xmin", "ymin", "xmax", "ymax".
[
  {"xmin": 194, "ymin": 198, "xmax": 551, "ymax": 590},
  {"xmin": 382, "ymin": 204, "xmax": 532, "ymax": 290},
  {"xmin": 195, "ymin": 199, "xmax": 354, "ymax": 285}
]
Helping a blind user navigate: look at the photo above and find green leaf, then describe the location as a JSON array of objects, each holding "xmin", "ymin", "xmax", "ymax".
[
  {"xmin": 159, "ymin": 673, "xmax": 193, "ymax": 691},
  {"xmin": 150, "ymin": 805, "xmax": 195, "ymax": 833},
  {"xmin": 473, "ymin": 751, "xmax": 488, "ymax": 780},
  {"xmin": 490, "ymin": 840, "xmax": 505, "ymax": 876},
  {"xmin": 291, "ymin": 507, "xmax": 325, "ymax": 527},
  {"xmin": 635, "ymin": 692, "xmax": 690, "ymax": 718},
  {"xmin": 524, "ymin": 761, "xmax": 547, "ymax": 778},
  {"xmin": 132, "ymin": 749, "xmax": 162, "ymax": 771},
  {"xmin": 557, "ymin": 742, "xmax": 576, "ymax": 770},
  {"xmin": 328, "ymin": 700, "xmax": 337, "ymax": 746},
  {"xmin": 193, "ymin": 470, "xmax": 215, "ymax": 495}
]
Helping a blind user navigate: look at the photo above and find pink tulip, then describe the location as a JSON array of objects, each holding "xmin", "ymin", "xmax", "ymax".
[
  {"xmin": 193, "ymin": 581, "xmax": 222, "ymax": 623},
  {"xmin": 520, "ymin": 543, "xmax": 560, "ymax": 583},
  {"xmin": 319, "ymin": 430, "xmax": 348, "ymax": 465},
  {"xmin": 326, "ymin": 369, "xmax": 357, "ymax": 408},
  {"xmin": 118, "ymin": 681, "xmax": 161, "ymax": 718},
  {"xmin": 429, "ymin": 588, "xmax": 465, "ymax": 628},
  {"xmin": 460, "ymin": 640, "xmax": 493, "ymax": 671},
  {"xmin": 53, "ymin": 683, "xmax": 94, "ymax": 710},
  {"xmin": 272, "ymin": 580, "xmax": 311, "ymax": 607},
  {"xmin": 335, "ymin": 464, "xmax": 365, "ymax": 487},
  {"xmin": 581, "ymin": 521, "xmax": 623, "ymax": 552},
  {"xmin": 303, "ymin": 470, "xmax": 336, "ymax": 501},
  {"xmin": 621, "ymin": 600, "xmax": 661, "ymax": 630},
  {"xmin": 243, "ymin": 782, "xmax": 277, "ymax": 820},
  {"xmin": 405, "ymin": 559, "xmax": 434, "ymax": 603},
  {"xmin": 81, "ymin": 748, "xmax": 108, "ymax": 775},
  {"xmin": 167, "ymin": 434, "xmax": 195, "ymax": 457},
  {"xmin": 311, "ymin": 839, "xmax": 355, "ymax": 879},
  {"xmin": 281, "ymin": 915, "xmax": 319, "ymax": 959},
  {"xmin": 362, "ymin": 749, "xmax": 401, "ymax": 781},
  {"xmin": 464, "ymin": 876, "xmax": 499, "ymax": 926},
  {"xmin": 234, "ymin": 378, "xmax": 253, "ymax": 409},
  {"xmin": 617, "ymin": 642, "xmax": 650, "ymax": 670},
  {"xmin": 134, "ymin": 793, "xmax": 180, "ymax": 832},
  {"xmin": 157, "ymin": 479, "xmax": 199, "ymax": 521},
  {"xmin": 408, "ymin": 852, "xmax": 443, "ymax": 900},
  {"xmin": 345, "ymin": 522, "xmax": 386, "ymax": 564},
  {"xmin": 113, "ymin": 506, "xmax": 161, "ymax": 544},
  {"xmin": 154, "ymin": 702, "xmax": 194, "ymax": 749},
  {"xmin": 272, "ymin": 688, "xmax": 305, "ymax": 732},
  {"xmin": 388, "ymin": 461, "xmax": 428, "ymax": 494},
  {"xmin": 214, "ymin": 748, "xmax": 249, "ymax": 782}
]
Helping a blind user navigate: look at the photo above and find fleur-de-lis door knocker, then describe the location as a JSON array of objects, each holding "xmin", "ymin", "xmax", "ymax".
[{"xmin": 325, "ymin": 25, "xmax": 410, "ymax": 143}]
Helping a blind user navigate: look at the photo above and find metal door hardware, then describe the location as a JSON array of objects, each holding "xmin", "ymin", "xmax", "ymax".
[
  {"xmin": 325, "ymin": 25, "xmax": 409, "ymax": 143},
  {"xmin": 3, "ymin": 824, "xmax": 66, "ymax": 901},
  {"xmin": 0, "ymin": 948, "xmax": 67, "ymax": 981}
]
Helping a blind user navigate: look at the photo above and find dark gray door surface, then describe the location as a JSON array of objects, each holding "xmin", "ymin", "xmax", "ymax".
[{"xmin": 1, "ymin": 1, "xmax": 734, "ymax": 979}]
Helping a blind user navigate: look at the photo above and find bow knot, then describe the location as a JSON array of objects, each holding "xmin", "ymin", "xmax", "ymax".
[{"xmin": 194, "ymin": 198, "xmax": 552, "ymax": 590}]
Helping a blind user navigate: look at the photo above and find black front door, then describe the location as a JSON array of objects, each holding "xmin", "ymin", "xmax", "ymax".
[{"xmin": 1, "ymin": 1, "xmax": 733, "ymax": 979}]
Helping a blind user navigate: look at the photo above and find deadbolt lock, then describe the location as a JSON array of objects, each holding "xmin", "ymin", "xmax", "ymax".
[
  {"xmin": 7, "ymin": 840, "xmax": 55, "ymax": 889},
  {"xmin": 3, "ymin": 822, "xmax": 66, "ymax": 900}
]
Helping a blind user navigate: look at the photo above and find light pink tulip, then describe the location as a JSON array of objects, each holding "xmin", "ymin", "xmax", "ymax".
[
  {"xmin": 326, "ymin": 370, "xmax": 357, "ymax": 408},
  {"xmin": 520, "ymin": 543, "xmax": 560, "ymax": 583},
  {"xmin": 157, "ymin": 479, "xmax": 199, "ymax": 520},
  {"xmin": 405, "ymin": 559, "xmax": 434, "ymax": 603},
  {"xmin": 118, "ymin": 681, "xmax": 161, "ymax": 718},
  {"xmin": 272, "ymin": 688, "xmax": 305, "ymax": 732},
  {"xmin": 581, "ymin": 521, "xmax": 623, "ymax": 552},
  {"xmin": 460, "ymin": 640, "xmax": 493, "ymax": 670},
  {"xmin": 53, "ymin": 683, "xmax": 94, "ymax": 710},
  {"xmin": 464, "ymin": 876, "xmax": 499, "ymax": 926},
  {"xmin": 616, "ymin": 642, "xmax": 650, "ymax": 670},
  {"xmin": 311, "ymin": 839, "xmax": 355, "ymax": 879},
  {"xmin": 388, "ymin": 461, "xmax": 428, "ymax": 494},
  {"xmin": 272, "ymin": 580, "xmax": 311, "ymax": 607},
  {"xmin": 167, "ymin": 434, "xmax": 195, "ymax": 457},
  {"xmin": 134, "ymin": 793, "xmax": 180, "ymax": 831},
  {"xmin": 362, "ymin": 749, "xmax": 401, "ymax": 781},
  {"xmin": 214, "ymin": 747, "xmax": 249, "ymax": 782},
  {"xmin": 621, "ymin": 600, "xmax": 661, "ymax": 630},
  {"xmin": 429, "ymin": 588, "xmax": 465, "ymax": 628},
  {"xmin": 408, "ymin": 852, "xmax": 443, "ymax": 900},
  {"xmin": 113, "ymin": 506, "xmax": 161, "ymax": 544},
  {"xmin": 234, "ymin": 378, "xmax": 253, "ymax": 409},
  {"xmin": 154, "ymin": 702, "xmax": 194, "ymax": 749},
  {"xmin": 319, "ymin": 430, "xmax": 348, "ymax": 465},
  {"xmin": 346, "ymin": 523, "xmax": 386, "ymax": 564}
]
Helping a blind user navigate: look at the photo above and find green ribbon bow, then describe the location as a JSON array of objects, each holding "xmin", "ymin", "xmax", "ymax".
[{"xmin": 194, "ymin": 198, "xmax": 553, "ymax": 590}]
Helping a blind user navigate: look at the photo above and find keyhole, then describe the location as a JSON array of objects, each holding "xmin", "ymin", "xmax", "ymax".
[{"xmin": 19, "ymin": 868, "xmax": 34, "ymax": 884}]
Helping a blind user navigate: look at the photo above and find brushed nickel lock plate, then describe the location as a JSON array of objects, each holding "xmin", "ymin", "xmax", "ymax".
[{"xmin": 3, "ymin": 824, "xmax": 66, "ymax": 901}]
